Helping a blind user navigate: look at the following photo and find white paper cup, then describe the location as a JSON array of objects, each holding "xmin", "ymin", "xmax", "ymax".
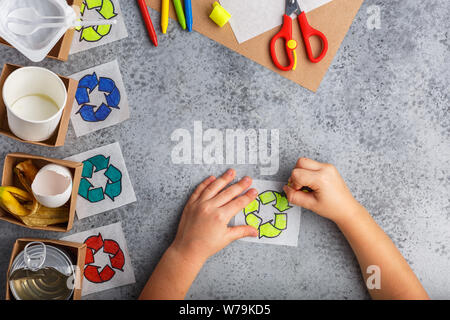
[{"xmin": 2, "ymin": 67, "xmax": 67, "ymax": 142}]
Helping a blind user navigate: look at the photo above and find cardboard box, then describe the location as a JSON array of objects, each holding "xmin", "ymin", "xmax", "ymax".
[
  {"xmin": 0, "ymin": 153, "xmax": 83, "ymax": 232},
  {"xmin": 6, "ymin": 238, "xmax": 86, "ymax": 300},
  {"xmin": 0, "ymin": 0, "xmax": 83, "ymax": 61},
  {"xmin": 0, "ymin": 63, "xmax": 78, "ymax": 147}
]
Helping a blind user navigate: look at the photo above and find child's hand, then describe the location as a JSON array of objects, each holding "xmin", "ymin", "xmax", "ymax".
[
  {"xmin": 283, "ymin": 158, "xmax": 361, "ymax": 223},
  {"xmin": 171, "ymin": 169, "xmax": 258, "ymax": 264}
]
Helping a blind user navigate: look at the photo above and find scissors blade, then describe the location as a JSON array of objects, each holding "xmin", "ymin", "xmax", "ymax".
[{"xmin": 285, "ymin": 0, "xmax": 299, "ymax": 16}]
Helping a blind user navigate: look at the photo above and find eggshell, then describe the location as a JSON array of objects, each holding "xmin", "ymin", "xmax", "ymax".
[{"xmin": 31, "ymin": 164, "xmax": 73, "ymax": 208}]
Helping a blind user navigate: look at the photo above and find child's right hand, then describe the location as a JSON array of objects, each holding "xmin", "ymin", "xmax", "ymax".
[
  {"xmin": 171, "ymin": 169, "xmax": 258, "ymax": 264},
  {"xmin": 283, "ymin": 158, "xmax": 361, "ymax": 224}
]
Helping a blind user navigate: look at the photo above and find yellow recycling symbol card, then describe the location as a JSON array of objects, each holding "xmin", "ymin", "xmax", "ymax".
[
  {"xmin": 70, "ymin": 0, "xmax": 128, "ymax": 55},
  {"xmin": 233, "ymin": 180, "xmax": 302, "ymax": 247}
]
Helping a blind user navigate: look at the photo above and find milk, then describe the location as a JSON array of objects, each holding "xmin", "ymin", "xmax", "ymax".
[{"xmin": 11, "ymin": 94, "xmax": 60, "ymax": 121}]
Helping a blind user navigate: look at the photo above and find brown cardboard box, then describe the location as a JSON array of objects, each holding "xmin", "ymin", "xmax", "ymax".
[
  {"xmin": 0, "ymin": 0, "xmax": 84, "ymax": 61},
  {"xmin": 6, "ymin": 238, "xmax": 86, "ymax": 300},
  {"xmin": 0, "ymin": 63, "xmax": 78, "ymax": 147},
  {"xmin": 0, "ymin": 153, "xmax": 83, "ymax": 232}
]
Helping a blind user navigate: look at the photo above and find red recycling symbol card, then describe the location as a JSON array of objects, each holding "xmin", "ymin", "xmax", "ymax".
[{"xmin": 62, "ymin": 222, "xmax": 136, "ymax": 297}]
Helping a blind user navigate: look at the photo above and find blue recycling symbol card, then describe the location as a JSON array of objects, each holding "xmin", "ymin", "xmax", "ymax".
[{"xmin": 70, "ymin": 60, "xmax": 130, "ymax": 137}]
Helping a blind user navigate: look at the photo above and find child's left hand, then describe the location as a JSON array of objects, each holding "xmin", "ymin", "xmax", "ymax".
[{"xmin": 171, "ymin": 169, "xmax": 259, "ymax": 264}]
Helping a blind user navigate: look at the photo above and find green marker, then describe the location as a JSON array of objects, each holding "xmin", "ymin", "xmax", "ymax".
[{"xmin": 172, "ymin": 0, "xmax": 187, "ymax": 30}]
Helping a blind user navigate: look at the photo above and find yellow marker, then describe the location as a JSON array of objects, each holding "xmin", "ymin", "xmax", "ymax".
[
  {"xmin": 209, "ymin": 2, "xmax": 231, "ymax": 28},
  {"xmin": 161, "ymin": 0, "xmax": 169, "ymax": 34},
  {"xmin": 287, "ymin": 181, "xmax": 312, "ymax": 193}
]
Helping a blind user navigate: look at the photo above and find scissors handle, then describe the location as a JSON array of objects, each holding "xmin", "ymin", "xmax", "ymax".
[
  {"xmin": 270, "ymin": 15, "xmax": 296, "ymax": 72},
  {"xmin": 298, "ymin": 12, "xmax": 328, "ymax": 63}
]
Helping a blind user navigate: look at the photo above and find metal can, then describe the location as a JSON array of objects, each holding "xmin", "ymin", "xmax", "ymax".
[{"xmin": 8, "ymin": 242, "xmax": 75, "ymax": 300}]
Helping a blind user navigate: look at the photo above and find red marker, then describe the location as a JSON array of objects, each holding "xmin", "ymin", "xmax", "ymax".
[{"xmin": 137, "ymin": 0, "xmax": 158, "ymax": 47}]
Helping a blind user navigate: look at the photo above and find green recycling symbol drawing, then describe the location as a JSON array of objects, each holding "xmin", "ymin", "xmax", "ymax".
[
  {"xmin": 76, "ymin": 0, "xmax": 118, "ymax": 42},
  {"xmin": 79, "ymin": 155, "xmax": 123, "ymax": 203},
  {"xmin": 243, "ymin": 191, "xmax": 292, "ymax": 239}
]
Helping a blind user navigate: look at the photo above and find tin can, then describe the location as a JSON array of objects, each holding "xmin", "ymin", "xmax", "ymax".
[{"xmin": 8, "ymin": 242, "xmax": 75, "ymax": 300}]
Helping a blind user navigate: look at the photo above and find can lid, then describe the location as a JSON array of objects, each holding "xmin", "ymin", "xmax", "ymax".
[
  {"xmin": 23, "ymin": 242, "xmax": 46, "ymax": 271},
  {"xmin": 11, "ymin": 242, "xmax": 73, "ymax": 275}
]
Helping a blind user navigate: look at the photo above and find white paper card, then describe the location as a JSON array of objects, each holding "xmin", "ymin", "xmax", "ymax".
[
  {"xmin": 300, "ymin": 0, "xmax": 333, "ymax": 13},
  {"xmin": 70, "ymin": 60, "xmax": 130, "ymax": 137},
  {"xmin": 233, "ymin": 180, "xmax": 302, "ymax": 247},
  {"xmin": 220, "ymin": 0, "xmax": 333, "ymax": 44},
  {"xmin": 70, "ymin": 0, "xmax": 128, "ymax": 54},
  {"xmin": 62, "ymin": 222, "xmax": 136, "ymax": 296},
  {"xmin": 65, "ymin": 142, "xmax": 136, "ymax": 219}
]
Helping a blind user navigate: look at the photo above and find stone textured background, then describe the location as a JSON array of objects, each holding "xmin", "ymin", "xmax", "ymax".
[{"xmin": 0, "ymin": 0, "xmax": 448, "ymax": 299}]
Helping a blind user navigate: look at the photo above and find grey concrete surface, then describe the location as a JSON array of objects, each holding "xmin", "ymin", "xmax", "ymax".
[{"xmin": 0, "ymin": 0, "xmax": 448, "ymax": 300}]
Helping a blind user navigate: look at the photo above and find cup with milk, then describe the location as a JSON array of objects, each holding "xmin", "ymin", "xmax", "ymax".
[{"xmin": 2, "ymin": 67, "xmax": 67, "ymax": 142}]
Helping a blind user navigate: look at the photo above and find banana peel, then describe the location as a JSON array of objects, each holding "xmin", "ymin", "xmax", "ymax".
[
  {"xmin": 20, "ymin": 215, "xmax": 69, "ymax": 227},
  {"xmin": 14, "ymin": 160, "xmax": 40, "ymax": 215},
  {"xmin": 14, "ymin": 160, "xmax": 38, "ymax": 193},
  {"xmin": 0, "ymin": 186, "xmax": 31, "ymax": 217},
  {"xmin": 0, "ymin": 186, "xmax": 31, "ymax": 201},
  {"xmin": 0, "ymin": 189, "xmax": 69, "ymax": 227},
  {"xmin": 21, "ymin": 204, "xmax": 69, "ymax": 227}
]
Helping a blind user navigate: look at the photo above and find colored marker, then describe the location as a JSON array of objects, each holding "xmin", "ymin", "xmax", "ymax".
[
  {"xmin": 137, "ymin": 0, "xmax": 158, "ymax": 47},
  {"xmin": 184, "ymin": 0, "xmax": 193, "ymax": 32},
  {"xmin": 161, "ymin": 0, "xmax": 169, "ymax": 34},
  {"xmin": 172, "ymin": 0, "xmax": 186, "ymax": 30}
]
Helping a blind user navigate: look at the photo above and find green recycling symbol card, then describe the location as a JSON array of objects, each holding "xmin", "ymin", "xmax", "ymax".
[
  {"xmin": 70, "ymin": 0, "xmax": 128, "ymax": 55},
  {"xmin": 65, "ymin": 142, "xmax": 136, "ymax": 219},
  {"xmin": 233, "ymin": 180, "xmax": 302, "ymax": 247}
]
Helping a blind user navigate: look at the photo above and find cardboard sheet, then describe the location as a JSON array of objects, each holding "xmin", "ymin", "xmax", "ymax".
[
  {"xmin": 220, "ymin": 0, "xmax": 333, "ymax": 44},
  {"xmin": 70, "ymin": 0, "xmax": 128, "ymax": 55},
  {"xmin": 62, "ymin": 222, "xmax": 136, "ymax": 297},
  {"xmin": 232, "ymin": 180, "xmax": 302, "ymax": 247},
  {"xmin": 147, "ymin": 0, "xmax": 364, "ymax": 92},
  {"xmin": 70, "ymin": 60, "xmax": 130, "ymax": 137},
  {"xmin": 65, "ymin": 142, "xmax": 137, "ymax": 219}
]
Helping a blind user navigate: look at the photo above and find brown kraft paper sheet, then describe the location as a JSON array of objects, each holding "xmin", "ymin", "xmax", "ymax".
[{"xmin": 146, "ymin": 0, "xmax": 364, "ymax": 92}]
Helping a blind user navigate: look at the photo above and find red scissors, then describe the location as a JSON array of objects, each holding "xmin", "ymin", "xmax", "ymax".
[{"xmin": 270, "ymin": 0, "xmax": 328, "ymax": 71}]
